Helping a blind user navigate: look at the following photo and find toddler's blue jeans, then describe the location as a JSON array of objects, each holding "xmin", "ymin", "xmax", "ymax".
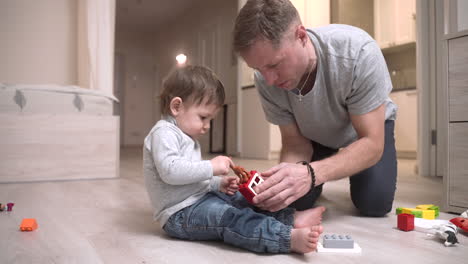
[{"xmin": 163, "ymin": 191, "xmax": 295, "ymax": 253}]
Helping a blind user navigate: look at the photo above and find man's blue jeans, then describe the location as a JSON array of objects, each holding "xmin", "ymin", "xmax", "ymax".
[
  {"xmin": 163, "ymin": 191, "xmax": 295, "ymax": 253},
  {"xmin": 290, "ymin": 120, "xmax": 397, "ymax": 216}
]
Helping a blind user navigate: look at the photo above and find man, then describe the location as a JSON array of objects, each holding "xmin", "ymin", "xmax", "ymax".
[{"xmin": 233, "ymin": 0, "xmax": 397, "ymax": 217}]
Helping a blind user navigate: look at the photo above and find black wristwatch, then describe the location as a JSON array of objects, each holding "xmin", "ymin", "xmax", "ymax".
[{"xmin": 297, "ymin": 161, "xmax": 316, "ymax": 190}]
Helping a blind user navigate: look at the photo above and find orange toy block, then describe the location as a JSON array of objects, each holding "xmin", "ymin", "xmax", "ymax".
[{"xmin": 20, "ymin": 218, "xmax": 38, "ymax": 231}]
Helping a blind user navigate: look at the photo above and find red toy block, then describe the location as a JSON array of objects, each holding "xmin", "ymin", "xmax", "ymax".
[
  {"xmin": 7, "ymin": 202, "xmax": 14, "ymax": 211},
  {"xmin": 20, "ymin": 218, "xmax": 38, "ymax": 231},
  {"xmin": 450, "ymin": 217, "xmax": 468, "ymax": 232},
  {"xmin": 239, "ymin": 170, "xmax": 264, "ymax": 204},
  {"xmin": 397, "ymin": 213, "xmax": 415, "ymax": 231}
]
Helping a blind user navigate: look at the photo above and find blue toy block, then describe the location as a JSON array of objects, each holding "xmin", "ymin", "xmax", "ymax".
[{"xmin": 323, "ymin": 234, "xmax": 354, "ymax": 249}]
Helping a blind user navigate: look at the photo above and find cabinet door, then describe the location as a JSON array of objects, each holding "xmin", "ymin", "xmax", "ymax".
[
  {"xmin": 389, "ymin": 90, "xmax": 417, "ymax": 156},
  {"xmin": 303, "ymin": 0, "xmax": 330, "ymax": 28},
  {"xmin": 374, "ymin": 0, "xmax": 395, "ymax": 48},
  {"xmin": 290, "ymin": 0, "xmax": 306, "ymax": 24},
  {"xmin": 448, "ymin": 123, "xmax": 468, "ymax": 209},
  {"xmin": 394, "ymin": 0, "xmax": 416, "ymax": 46},
  {"xmin": 374, "ymin": 0, "xmax": 416, "ymax": 49},
  {"xmin": 448, "ymin": 36, "xmax": 468, "ymax": 122},
  {"xmin": 291, "ymin": 0, "xmax": 330, "ymax": 28}
]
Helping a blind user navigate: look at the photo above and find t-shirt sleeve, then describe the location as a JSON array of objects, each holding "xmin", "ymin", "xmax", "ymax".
[
  {"xmin": 255, "ymin": 71, "xmax": 295, "ymax": 125},
  {"xmin": 346, "ymin": 40, "xmax": 393, "ymax": 115}
]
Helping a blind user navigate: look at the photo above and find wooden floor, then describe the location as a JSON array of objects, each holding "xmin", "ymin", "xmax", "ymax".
[{"xmin": 0, "ymin": 147, "xmax": 466, "ymax": 264}]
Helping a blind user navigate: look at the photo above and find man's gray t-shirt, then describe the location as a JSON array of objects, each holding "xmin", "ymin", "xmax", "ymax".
[{"xmin": 256, "ymin": 24, "xmax": 397, "ymax": 149}]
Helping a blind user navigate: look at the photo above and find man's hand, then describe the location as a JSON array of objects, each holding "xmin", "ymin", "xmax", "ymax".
[
  {"xmin": 253, "ymin": 162, "xmax": 312, "ymax": 212},
  {"xmin": 220, "ymin": 176, "xmax": 239, "ymax": 195}
]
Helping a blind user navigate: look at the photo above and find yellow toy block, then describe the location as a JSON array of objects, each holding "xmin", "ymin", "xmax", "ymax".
[
  {"xmin": 416, "ymin": 204, "xmax": 439, "ymax": 217},
  {"xmin": 401, "ymin": 208, "xmax": 412, "ymax": 214},
  {"xmin": 397, "ymin": 205, "xmax": 439, "ymax": 219},
  {"xmin": 421, "ymin": 210, "xmax": 435, "ymax": 219},
  {"xmin": 416, "ymin": 204, "xmax": 433, "ymax": 210},
  {"xmin": 402, "ymin": 208, "xmax": 423, "ymax": 218}
]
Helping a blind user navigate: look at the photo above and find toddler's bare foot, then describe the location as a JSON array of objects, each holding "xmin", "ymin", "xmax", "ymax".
[
  {"xmin": 290, "ymin": 226, "xmax": 322, "ymax": 254},
  {"xmin": 294, "ymin": 206, "xmax": 326, "ymax": 228}
]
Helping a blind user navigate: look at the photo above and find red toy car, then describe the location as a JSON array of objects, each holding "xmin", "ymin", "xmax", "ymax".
[
  {"xmin": 230, "ymin": 165, "xmax": 264, "ymax": 204},
  {"xmin": 238, "ymin": 170, "xmax": 264, "ymax": 204}
]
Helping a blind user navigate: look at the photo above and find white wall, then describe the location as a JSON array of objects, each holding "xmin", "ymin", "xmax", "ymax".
[
  {"xmin": 153, "ymin": 0, "xmax": 238, "ymax": 154},
  {"xmin": 241, "ymin": 88, "xmax": 270, "ymax": 159},
  {"xmin": 115, "ymin": 31, "xmax": 157, "ymax": 146},
  {"xmin": 457, "ymin": 0, "xmax": 468, "ymax": 31},
  {"xmin": 0, "ymin": 0, "xmax": 78, "ymax": 84}
]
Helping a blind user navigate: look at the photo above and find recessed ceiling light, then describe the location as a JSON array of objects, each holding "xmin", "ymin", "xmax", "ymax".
[{"xmin": 176, "ymin": 54, "xmax": 187, "ymax": 65}]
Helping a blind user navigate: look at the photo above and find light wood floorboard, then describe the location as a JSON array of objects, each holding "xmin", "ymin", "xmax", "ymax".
[{"xmin": 0, "ymin": 147, "xmax": 467, "ymax": 264}]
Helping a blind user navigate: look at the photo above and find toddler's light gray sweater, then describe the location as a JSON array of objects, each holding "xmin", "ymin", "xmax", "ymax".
[{"xmin": 143, "ymin": 116, "xmax": 221, "ymax": 227}]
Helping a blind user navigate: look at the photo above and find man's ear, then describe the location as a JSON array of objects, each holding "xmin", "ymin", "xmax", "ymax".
[
  {"xmin": 169, "ymin": 97, "xmax": 183, "ymax": 116},
  {"xmin": 296, "ymin": 25, "xmax": 307, "ymax": 45}
]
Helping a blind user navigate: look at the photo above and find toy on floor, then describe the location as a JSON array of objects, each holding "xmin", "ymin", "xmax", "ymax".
[
  {"xmin": 20, "ymin": 218, "xmax": 38, "ymax": 231},
  {"xmin": 230, "ymin": 164, "xmax": 264, "ymax": 204},
  {"xmin": 323, "ymin": 234, "xmax": 354, "ymax": 248},
  {"xmin": 317, "ymin": 234, "xmax": 361, "ymax": 253},
  {"xmin": 414, "ymin": 218, "xmax": 449, "ymax": 231},
  {"xmin": 0, "ymin": 202, "xmax": 14, "ymax": 212},
  {"xmin": 397, "ymin": 213, "xmax": 415, "ymax": 231},
  {"xmin": 429, "ymin": 222, "xmax": 459, "ymax": 247},
  {"xmin": 395, "ymin": 204, "xmax": 439, "ymax": 220},
  {"xmin": 405, "ymin": 217, "xmax": 459, "ymax": 247},
  {"xmin": 449, "ymin": 209, "xmax": 468, "ymax": 233}
]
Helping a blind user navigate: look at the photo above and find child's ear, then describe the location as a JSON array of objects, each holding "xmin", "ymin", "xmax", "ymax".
[{"xmin": 169, "ymin": 97, "xmax": 183, "ymax": 116}]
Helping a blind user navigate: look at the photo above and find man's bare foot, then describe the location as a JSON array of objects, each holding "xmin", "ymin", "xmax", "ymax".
[
  {"xmin": 290, "ymin": 226, "xmax": 322, "ymax": 253},
  {"xmin": 294, "ymin": 206, "xmax": 326, "ymax": 228}
]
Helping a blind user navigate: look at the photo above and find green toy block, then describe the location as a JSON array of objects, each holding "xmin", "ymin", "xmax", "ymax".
[
  {"xmin": 411, "ymin": 210, "xmax": 423, "ymax": 218},
  {"xmin": 402, "ymin": 208, "xmax": 423, "ymax": 218},
  {"xmin": 428, "ymin": 205, "xmax": 439, "ymax": 217},
  {"xmin": 396, "ymin": 207, "xmax": 403, "ymax": 215}
]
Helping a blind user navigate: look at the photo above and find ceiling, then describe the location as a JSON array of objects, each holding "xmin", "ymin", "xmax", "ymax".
[{"xmin": 116, "ymin": 0, "xmax": 198, "ymax": 32}]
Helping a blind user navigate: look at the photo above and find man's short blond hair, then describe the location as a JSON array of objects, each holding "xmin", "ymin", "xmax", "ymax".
[{"xmin": 233, "ymin": 0, "xmax": 301, "ymax": 53}]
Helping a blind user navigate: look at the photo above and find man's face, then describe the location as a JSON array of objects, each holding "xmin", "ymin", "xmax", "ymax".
[{"xmin": 240, "ymin": 27, "xmax": 309, "ymax": 91}]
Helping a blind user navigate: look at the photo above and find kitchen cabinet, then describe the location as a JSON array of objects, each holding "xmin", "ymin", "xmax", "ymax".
[
  {"xmin": 290, "ymin": 0, "xmax": 330, "ymax": 28},
  {"xmin": 445, "ymin": 35, "xmax": 468, "ymax": 213},
  {"xmin": 374, "ymin": 0, "xmax": 416, "ymax": 49}
]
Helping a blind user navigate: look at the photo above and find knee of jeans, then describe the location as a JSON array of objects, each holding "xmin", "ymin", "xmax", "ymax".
[
  {"xmin": 359, "ymin": 206, "xmax": 391, "ymax": 217},
  {"xmin": 353, "ymin": 199, "xmax": 392, "ymax": 217},
  {"xmin": 351, "ymin": 192, "xmax": 393, "ymax": 217}
]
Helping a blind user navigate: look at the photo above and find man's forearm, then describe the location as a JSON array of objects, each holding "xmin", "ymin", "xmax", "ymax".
[{"xmin": 312, "ymin": 137, "xmax": 383, "ymax": 185}]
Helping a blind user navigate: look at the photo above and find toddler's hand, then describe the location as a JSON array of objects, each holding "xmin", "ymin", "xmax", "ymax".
[
  {"xmin": 210, "ymin": 156, "xmax": 233, "ymax": 176},
  {"xmin": 220, "ymin": 176, "xmax": 239, "ymax": 195}
]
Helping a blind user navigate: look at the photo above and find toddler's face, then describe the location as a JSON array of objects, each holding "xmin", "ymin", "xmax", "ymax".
[{"xmin": 175, "ymin": 102, "xmax": 220, "ymax": 139}]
